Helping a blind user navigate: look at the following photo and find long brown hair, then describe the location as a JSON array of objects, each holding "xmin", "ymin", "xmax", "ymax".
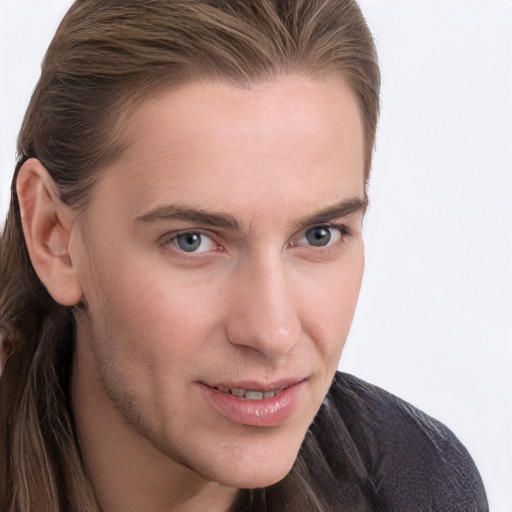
[{"xmin": 0, "ymin": 1, "xmax": 380, "ymax": 510}]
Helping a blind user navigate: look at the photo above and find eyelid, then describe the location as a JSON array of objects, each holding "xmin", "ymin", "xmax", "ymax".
[
  {"xmin": 158, "ymin": 221, "xmax": 353, "ymax": 256},
  {"xmin": 291, "ymin": 222, "xmax": 351, "ymax": 249},
  {"xmin": 160, "ymin": 229, "xmax": 220, "ymax": 254}
]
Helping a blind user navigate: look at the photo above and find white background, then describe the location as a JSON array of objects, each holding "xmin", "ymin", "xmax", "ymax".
[{"xmin": 1, "ymin": 0, "xmax": 511, "ymax": 510}]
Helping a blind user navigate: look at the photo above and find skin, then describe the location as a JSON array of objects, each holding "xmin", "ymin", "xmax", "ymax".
[{"xmin": 18, "ymin": 74, "xmax": 366, "ymax": 512}]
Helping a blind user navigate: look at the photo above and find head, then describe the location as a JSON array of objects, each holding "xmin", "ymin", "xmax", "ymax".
[{"xmin": 0, "ymin": 1, "xmax": 379, "ymax": 510}]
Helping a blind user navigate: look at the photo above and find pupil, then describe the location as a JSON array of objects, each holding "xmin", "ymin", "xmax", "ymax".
[
  {"xmin": 177, "ymin": 233, "xmax": 201, "ymax": 252},
  {"xmin": 306, "ymin": 227, "xmax": 331, "ymax": 246}
]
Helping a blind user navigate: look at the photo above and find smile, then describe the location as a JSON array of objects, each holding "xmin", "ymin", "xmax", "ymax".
[{"xmin": 200, "ymin": 379, "xmax": 305, "ymax": 426}]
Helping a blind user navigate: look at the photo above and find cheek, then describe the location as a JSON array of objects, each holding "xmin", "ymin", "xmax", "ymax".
[
  {"xmin": 298, "ymin": 245, "xmax": 364, "ymax": 363},
  {"xmin": 87, "ymin": 256, "xmax": 222, "ymax": 368},
  {"xmin": 327, "ymin": 250, "xmax": 364, "ymax": 326}
]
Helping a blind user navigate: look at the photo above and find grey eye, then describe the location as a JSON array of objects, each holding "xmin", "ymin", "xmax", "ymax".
[
  {"xmin": 305, "ymin": 227, "xmax": 332, "ymax": 247},
  {"xmin": 175, "ymin": 233, "xmax": 203, "ymax": 252}
]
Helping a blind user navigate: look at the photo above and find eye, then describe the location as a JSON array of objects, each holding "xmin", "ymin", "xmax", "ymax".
[
  {"xmin": 171, "ymin": 232, "xmax": 216, "ymax": 253},
  {"xmin": 298, "ymin": 225, "xmax": 346, "ymax": 247},
  {"xmin": 305, "ymin": 227, "xmax": 334, "ymax": 247}
]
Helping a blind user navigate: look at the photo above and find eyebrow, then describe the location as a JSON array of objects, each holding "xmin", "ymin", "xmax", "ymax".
[
  {"xmin": 293, "ymin": 196, "xmax": 368, "ymax": 230},
  {"xmin": 135, "ymin": 205, "xmax": 242, "ymax": 230},
  {"xmin": 135, "ymin": 196, "xmax": 368, "ymax": 232}
]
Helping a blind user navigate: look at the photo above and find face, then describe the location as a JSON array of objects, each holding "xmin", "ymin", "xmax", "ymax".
[{"xmin": 71, "ymin": 75, "xmax": 366, "ymax": 491}]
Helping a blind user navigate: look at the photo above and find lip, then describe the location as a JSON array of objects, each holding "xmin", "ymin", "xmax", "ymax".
[{"xmin": 198, "ymin": 378, "xmax": 306, "ymax": 427}]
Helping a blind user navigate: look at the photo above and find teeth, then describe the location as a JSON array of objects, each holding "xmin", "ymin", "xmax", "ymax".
[
  {"xmin": 216, "ymin": 386, "xmax": 285, "ymax": 399},
  {"xmin": 245, "ymin": 391, "xmax": 263, "ymax": 400}
]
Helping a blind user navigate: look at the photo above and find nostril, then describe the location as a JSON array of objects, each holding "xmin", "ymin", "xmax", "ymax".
[
  {"xmin": 225, "ymin": 259, "xmax": 302, "ymax": 357},
  {"xmin": 226, "ymin": 310, "xmax": 302, "ymax": 359}
]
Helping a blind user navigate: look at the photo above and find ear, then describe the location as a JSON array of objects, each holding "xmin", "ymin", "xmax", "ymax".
[{"xmin": 17, "ymin": 158, "xmax": 83, "ymax": 306}]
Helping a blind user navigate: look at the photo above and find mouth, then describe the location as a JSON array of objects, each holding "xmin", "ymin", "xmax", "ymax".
[{"xmin": 199, "ymin": 378, "xmax": 306, "ymax": 426}]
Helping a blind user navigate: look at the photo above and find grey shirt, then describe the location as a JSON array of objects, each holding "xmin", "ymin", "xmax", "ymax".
[{"xmin": 313, "ymin": 372, "xmax": 488, "ymax": 511}]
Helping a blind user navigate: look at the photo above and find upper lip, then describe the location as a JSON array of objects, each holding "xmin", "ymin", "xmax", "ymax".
[{"xmin": 203, "ymin": 377, "xmax": 307, "ymax": 392}]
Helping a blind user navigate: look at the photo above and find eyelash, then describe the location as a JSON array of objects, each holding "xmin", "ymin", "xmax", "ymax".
[
  {"xmin": 292, "ymin": 223, "xmax": 350, "ymax": 249},
  {"xmin": 160, "ymin": 230, "xmax": 221, "ymax": 256},
  {"xmin": 160, "ymin": 223, "xmax": 351, "ymax": 257}
]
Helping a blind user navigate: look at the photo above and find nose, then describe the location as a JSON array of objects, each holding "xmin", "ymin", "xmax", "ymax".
[{"xmin": 225, "ymin": 254, "xmax": 302, "ymax": 359}]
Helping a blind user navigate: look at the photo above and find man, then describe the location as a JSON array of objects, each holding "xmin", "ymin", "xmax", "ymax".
[{"xmin": 0, "ymin": 1, "xmax": 487, "ymax": 510}]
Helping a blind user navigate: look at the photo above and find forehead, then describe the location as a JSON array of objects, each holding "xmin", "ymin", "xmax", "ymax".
[{"xmin": 87, "ymin": 75, "xmax": 365, "ymax": 224}]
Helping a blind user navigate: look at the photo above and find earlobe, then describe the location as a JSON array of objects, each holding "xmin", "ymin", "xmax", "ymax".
[{"xmin": 17, "ymin": 158, "xmax": 83, "ymax": 306}]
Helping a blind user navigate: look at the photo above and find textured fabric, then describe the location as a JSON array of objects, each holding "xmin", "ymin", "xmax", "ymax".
[{"xmin": 320, "ymin": 372, "xmax": 488, "ymax": 511}]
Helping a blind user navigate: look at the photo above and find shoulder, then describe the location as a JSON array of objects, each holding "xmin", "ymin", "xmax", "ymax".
[{"xmin": 324, "ymin": 372, "xmax": 488, "ymax": 511}]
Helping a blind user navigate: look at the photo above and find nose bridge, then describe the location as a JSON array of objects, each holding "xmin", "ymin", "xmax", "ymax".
[{"xmin": 225, "ymin": 250, "xmax": 302, "ymax": 358}]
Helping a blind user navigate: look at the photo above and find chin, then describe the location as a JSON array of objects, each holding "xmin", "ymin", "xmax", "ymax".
[
  {"xmin": 199, "ymin": 451, "xmax": 298, "ymax": 490},
  {"xmin": 244, "ymin": 465, "xmax": 294, "ymax": 489},
  {"xmin": 214, "ymin": 468, "xmax": 294, "ymax": 491}
]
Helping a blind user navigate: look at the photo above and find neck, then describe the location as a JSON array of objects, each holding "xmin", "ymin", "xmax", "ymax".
[{"xmin": 71, "ymin": 331, "xmax": 238, "ymax": 512}]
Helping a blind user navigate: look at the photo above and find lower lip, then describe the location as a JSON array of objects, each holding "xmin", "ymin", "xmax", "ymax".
[{"xmin": 199, "ymin": 381, "xmax": 304, "ymax": 427}]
